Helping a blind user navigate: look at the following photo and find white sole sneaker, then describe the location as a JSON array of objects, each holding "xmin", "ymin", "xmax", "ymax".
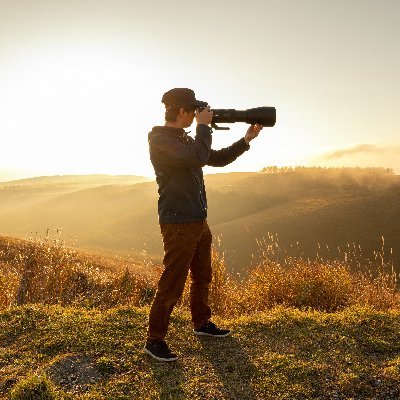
[
  {"xmin": 143, "ymin": 346, "xmax": 177, "ymax": 362},
  {"xmin": 193, "ymin": 330, "xmax": 232, "ymax": 337}
]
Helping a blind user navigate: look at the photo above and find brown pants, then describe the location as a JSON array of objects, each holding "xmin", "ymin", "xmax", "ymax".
[{"xmin": 147, "ymin": 220, "xmax": 212, "ymax": 342}]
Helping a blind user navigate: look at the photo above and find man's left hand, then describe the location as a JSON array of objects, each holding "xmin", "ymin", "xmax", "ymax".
[{"xmin": 244, "ymin": 124, "xmax": 263, "ymax": 145}]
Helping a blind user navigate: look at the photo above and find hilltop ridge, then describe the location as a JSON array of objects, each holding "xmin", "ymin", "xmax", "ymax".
[{"xmin": 0, "ymin": 174, "xmax": 152, "ymax": 188}]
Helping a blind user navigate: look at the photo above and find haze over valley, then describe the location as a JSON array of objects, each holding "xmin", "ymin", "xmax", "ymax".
[{"xmin": 1, "ymin": 168, "xmax": 399, "ymax": 275}]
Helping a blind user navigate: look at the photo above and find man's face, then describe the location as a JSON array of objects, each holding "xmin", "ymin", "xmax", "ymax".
[{"xmin": 181, "ymin": 108, "xmax": 196, "ymax": 128}]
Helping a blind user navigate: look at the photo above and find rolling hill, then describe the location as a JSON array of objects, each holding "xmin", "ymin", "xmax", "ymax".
[
  {"xmin": 0, "ymin": 169, "xmax": 399, "ymax": 274},
  {"xmin": 0, "ymin": 174, "xmax": 151, "ymax": 215}
]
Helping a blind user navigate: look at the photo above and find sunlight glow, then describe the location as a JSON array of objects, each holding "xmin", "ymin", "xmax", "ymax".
[
  {"xmin": 1, "ymin": 42, "xmax": 297, "ymax": 180},
  {"xmin": 0, "ymin": 43, "xmax": 168, "ymax": 178}
]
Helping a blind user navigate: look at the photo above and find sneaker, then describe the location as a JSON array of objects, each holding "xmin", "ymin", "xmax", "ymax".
[
  {"xmin": 193, "ymin": 321, "xmax": 231, "ymax": 337},
  {"xmin": 143, "ymin": 340, "xmax": 178, "ymax": 362}
]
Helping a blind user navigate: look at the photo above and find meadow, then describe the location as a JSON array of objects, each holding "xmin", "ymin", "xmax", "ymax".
[{"xmin": 1, "ymin": 228, "xmax": 400, "ymax": 399}]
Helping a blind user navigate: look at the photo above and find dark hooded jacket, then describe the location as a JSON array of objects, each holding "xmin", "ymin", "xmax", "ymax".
[{"xmin": 148, "ymin": 124, "xmax": 250, "ymax": 224}]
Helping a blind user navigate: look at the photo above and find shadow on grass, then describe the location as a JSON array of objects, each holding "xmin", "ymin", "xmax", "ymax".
[
  {"xmin": 147, "ymin": 359, "xmax": 186, "ymax": 400},
  {"xmin": 198, "ymin": 335, "xmax": 258, "ymax": 400}
]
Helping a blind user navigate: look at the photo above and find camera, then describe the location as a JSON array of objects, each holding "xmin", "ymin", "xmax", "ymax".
[{"xmin": 198, "ymin": 105, "xmax": 276, "ymax": 130}]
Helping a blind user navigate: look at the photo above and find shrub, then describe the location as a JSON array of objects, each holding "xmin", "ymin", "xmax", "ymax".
[{"xmin": 233, "ymin": 259, "xmax": 354, "ymax": 314}]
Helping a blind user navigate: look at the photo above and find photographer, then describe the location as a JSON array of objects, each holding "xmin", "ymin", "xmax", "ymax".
[{"xmin": 144, "ymin": 88, "xmax": 263, "ymax": 362}]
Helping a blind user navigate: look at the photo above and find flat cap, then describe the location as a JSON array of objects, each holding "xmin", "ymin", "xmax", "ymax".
[{"xmin": 161, "ymin": 88, "xmax": 208, "ymax": 108}]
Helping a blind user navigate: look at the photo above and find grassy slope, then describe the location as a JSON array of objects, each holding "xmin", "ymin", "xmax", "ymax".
[
  {"xmin": 1, "ymin": 305, "xmax": 400, "ymax": 399},
  {"xmin": 1, "ymin": 233, "xmax": 400, "ymax": 399}
]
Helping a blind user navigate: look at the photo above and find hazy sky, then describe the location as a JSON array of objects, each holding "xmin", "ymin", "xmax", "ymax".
[{"xmin": 1, "ymin": 0, "xmax": 399, "ymax": 181}]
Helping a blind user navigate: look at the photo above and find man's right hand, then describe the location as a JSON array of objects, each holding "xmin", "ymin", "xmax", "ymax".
[{"xmin": 195, "ymin": 106, "xmax": 213, "ymax": 126}]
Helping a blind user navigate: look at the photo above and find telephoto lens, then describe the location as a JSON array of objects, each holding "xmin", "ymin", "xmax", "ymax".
[{"xmin": 211, "ymin": 107, "xmax": 276, "ymax": 129}]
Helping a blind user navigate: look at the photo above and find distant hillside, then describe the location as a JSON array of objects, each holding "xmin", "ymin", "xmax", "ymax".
[
  {"xmin": 0, "ymin": 174, "xmax": 152, "ymax": 188},
  {"xmin": 207, "ymin": 168, "xmax": 400, "ymax": 272},
  {"xmin": 0, "ymin": 168, "xmax": 399, "ymax": 274},
  {"xmin": 0, "ymin": 174, "xmax": 152, "ymax": 215}
]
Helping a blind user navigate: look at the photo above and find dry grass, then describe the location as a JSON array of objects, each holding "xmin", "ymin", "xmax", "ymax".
[
  {"xmin": 0, "ymin": 232, "xmax": 398, "ymax": 314},
  {"xmin": 0, "ymin": 234, "xmax": 158, "ymax": 310},
  {"xmin": 1, "ymin": 232, "xmax": 400, "ymax": 399},
  {"xmin": 225, "ymin": 234, "xmax": 398, "ymax": 315}
]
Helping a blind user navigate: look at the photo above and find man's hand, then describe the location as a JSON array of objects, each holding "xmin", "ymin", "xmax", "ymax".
[
  {"xmin": 196, "ymin": 106, "xmax": 213, "ymax": 126},
  {"xmin": 244, "ymin": 123, "xmax": 263, "ymax": 145}
]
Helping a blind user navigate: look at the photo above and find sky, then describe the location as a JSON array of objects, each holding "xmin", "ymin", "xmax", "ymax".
[{"xmin": 0, "ymin": 0, "xmax": 399, "ymax": 181}]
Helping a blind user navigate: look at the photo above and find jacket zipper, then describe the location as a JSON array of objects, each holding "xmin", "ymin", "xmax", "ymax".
[{"xmin": 192, "ymin": 168, "xmax": 207, "ymax": 218}]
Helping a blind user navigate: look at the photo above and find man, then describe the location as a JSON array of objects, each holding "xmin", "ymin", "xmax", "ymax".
[{"xmin": 144, "ymin": 88, "xmax": 263, "ymax": 362}]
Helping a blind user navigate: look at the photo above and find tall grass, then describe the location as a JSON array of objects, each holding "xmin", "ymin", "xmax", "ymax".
[
  {"xmin": 225, "ymin": 234, "xmax": 398, "ymax": 315},
  {"xmin": 0, "ymin": 235, "xmax": 156, "ymax": 309},
  {"xmin": 0, "ymin": 233, "xmax": 398, "ymax": 314}
]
